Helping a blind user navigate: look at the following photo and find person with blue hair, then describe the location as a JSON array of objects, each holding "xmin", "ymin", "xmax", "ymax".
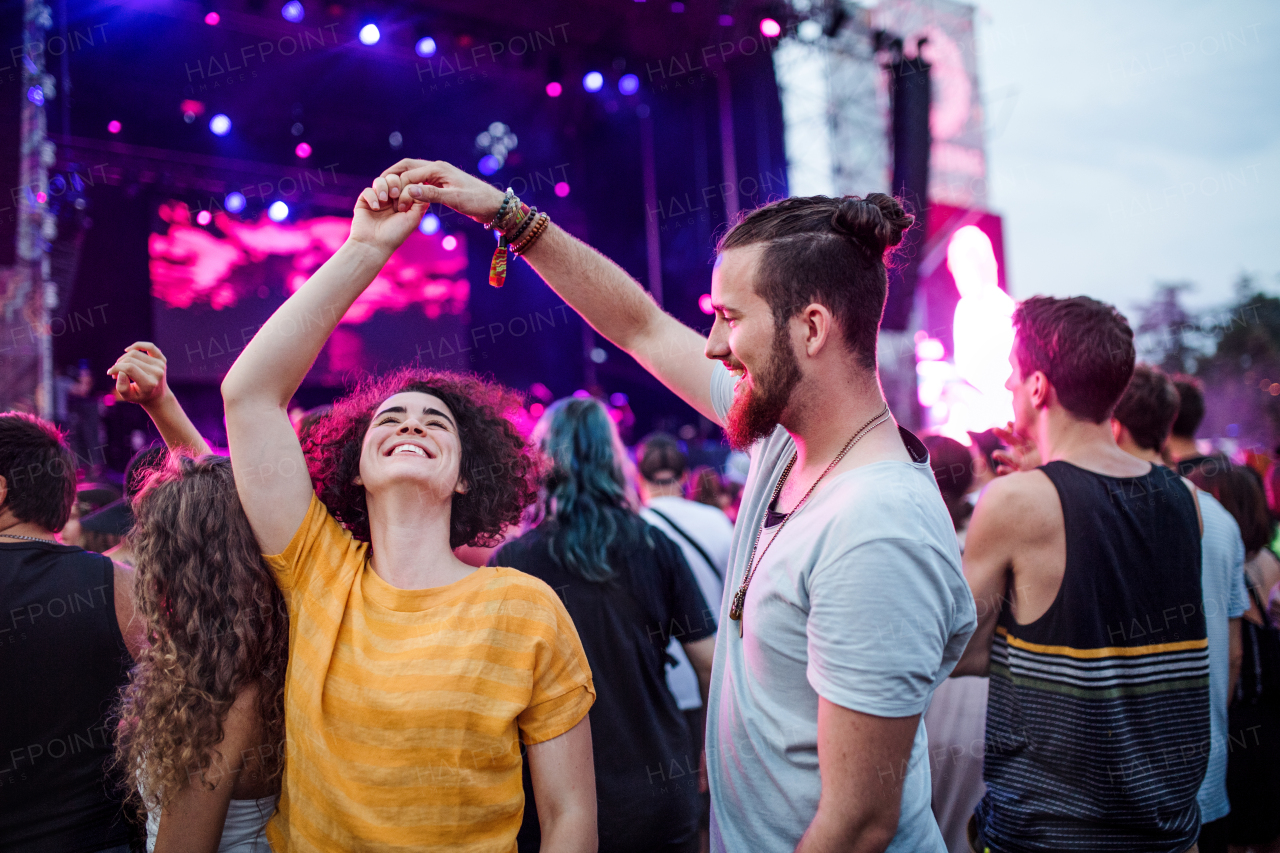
[{"xmin": 493, "ymin": 396, "xmax": 717, "ymax": 853}]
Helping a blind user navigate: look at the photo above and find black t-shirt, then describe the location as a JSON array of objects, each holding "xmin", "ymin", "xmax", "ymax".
[
  {"xmin": 0, "ymin": 542, "xmax": 135, "ymax": 853},
  {"xmin": 492, "ymin": 517, "xmax": 715, "ymax": 853}
]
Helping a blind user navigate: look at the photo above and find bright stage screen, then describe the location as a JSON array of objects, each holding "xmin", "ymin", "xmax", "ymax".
[{"xmin": 150, "ymin": 201, "xmax": 470, "ymax": 383}]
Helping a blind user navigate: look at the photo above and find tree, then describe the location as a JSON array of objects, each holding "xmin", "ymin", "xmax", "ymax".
[{"xmin": 1134, "ymin": 282, "xmax": 1204, "ymax": 374}]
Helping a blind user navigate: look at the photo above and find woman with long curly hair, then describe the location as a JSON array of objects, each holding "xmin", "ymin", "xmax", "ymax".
[
  {"xmin": 220, "ymin": 175, "xmax": 597, "ymax": 853},
  {"xmin": 492, "ymin": 397, "xmax": 716, "ymax": 853},
  {"xmin": 115, "ymin": 454, "xmax": 288, "ymax": 853}
]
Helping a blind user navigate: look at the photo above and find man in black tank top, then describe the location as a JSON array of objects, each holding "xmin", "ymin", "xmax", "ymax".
[
  {"xmin": 955, "ymin": 297, "xmax": 1209, "ymax": 853},
  {"xmin": 0, "ymin": 413, "xmax": 147, "ymax": 853}
]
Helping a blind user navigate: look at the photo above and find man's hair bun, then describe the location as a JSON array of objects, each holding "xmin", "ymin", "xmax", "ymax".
[{"xmin": 831, "ymin": 193, "xmax": 914, "ymax": 257}]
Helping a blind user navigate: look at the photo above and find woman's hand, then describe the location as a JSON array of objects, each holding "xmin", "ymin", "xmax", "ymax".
[
  {"xmin": 108, "ymin": 342, "xmax": 170, "ymax": 406},
  {"xmin": 375, "ymin": 159, "xmax": 507, "ymax": 224},
  {"xmin": 349, "ymin": 173, "xmax": 429, "ymax": 256}
]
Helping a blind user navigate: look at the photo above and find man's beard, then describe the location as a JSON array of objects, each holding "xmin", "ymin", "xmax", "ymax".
[{"xmin": 724, "ymin": 325, "xmax": 803, "ymax": 451}]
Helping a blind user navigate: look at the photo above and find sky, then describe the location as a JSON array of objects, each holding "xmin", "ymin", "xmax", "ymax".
[{"xmin": 971, "ymin": 0, "xmax": 1280, "ymax": 317}]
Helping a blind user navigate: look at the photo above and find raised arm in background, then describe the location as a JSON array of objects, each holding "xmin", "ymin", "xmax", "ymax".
[
  {"xmin": 108, "ymin": 342, "xmax": 211, "ymax": 456},
  {"xmin": 221, "ymin": 179, "xmax": 428, "ymax": 554},
  {"xmin": 374, "ymin": 160, "xmax": 721, "ymax": 424}
]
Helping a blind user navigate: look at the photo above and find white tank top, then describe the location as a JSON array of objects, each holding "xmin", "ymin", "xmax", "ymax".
[{"xmin": 146, "ymin": 794, "xmax": 278, "ymax": 852}]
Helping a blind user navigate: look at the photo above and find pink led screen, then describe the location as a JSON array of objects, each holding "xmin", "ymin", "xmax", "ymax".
[{"xmin": 150, "ymin": 201, "xmax": 471, "ymax": 382}]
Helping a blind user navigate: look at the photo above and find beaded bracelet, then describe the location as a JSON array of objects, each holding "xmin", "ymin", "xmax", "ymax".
[
  {"xmin": 487, "ymin": 197, "xmax": 532, "ymax": 288},
  {"xmin": 512, "ymin": 212, "xmax": 550, "ymax": 255},
  {"xmin": 485, "ymin": 188, "xmax": 514, "ymax": 230},
  {"xmin": 507, "ymin": 206, "xmax": 539, "ymax": 246}
]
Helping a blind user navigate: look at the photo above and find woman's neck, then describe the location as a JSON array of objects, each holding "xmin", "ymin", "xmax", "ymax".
[{"xmin": 365, "ymin": 489, "xmax": 474, "ymax": 590}]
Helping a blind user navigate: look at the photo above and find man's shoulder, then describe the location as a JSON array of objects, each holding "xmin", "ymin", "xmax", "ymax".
[
  {"xmin": 645, "ymin": 497, "xmax": 732, "ymax": 531},
  {"xmin": 978, "ymin": 468, "xmax": 1059, "ymax": 517}
]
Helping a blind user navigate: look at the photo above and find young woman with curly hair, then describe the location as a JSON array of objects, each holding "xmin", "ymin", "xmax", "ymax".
[
  {"xmin": 115, "ymin": 455, "xmax": 287, "ymax": 853},
  {"xmin": 220, "ymin": 176, "xmax": 597, "ymax": 853}
]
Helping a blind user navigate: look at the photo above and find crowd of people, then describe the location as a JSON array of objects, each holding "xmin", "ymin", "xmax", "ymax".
[{"xmin": 3, "ymin": 160, "xmax": 1280, "ymax": 853}]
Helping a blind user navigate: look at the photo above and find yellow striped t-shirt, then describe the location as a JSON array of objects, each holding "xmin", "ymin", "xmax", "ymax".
[{"xmin": 263, "ymin": 496, "xmax": 594, "ymax": 852}]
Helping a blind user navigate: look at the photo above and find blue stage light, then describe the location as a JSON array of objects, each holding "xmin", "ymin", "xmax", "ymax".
[
  {"xmin": 582, "ymin": 71, "xmax": 604, "ymax": 92},
  {"xmin": 419, "ymin": 213, "xmax": 441, "ymax": 235},
  {"xmin": 478, "ymin": 155, "xmax": 501, "ymax": 176},
  {"xmin": 618, "ymin": 74, "xmax": 639, "ymax": 95},
  {"xmin": 281, "ymin": 1, "xmax": 304, "ymax": 22},
  {"xmin": 26, "ymin": 86, "xmax": 44, "ymax": 105},
  {"xmin": 415, "ymin": 36, "xmax": 437, "ymax": 57},
  {"xmin": 225, "ymin": 192, "xmax": 247, "ymax": 213},
  {"xmin": 209, "ymin": 113, "xmax": 231, "ymax": 136},
  {"xmin": 268, "ymin": 201, "xmax": 289, "ymax": 221},
  {"xmin": 359, "ymin": 23, "xmax": 380, "ymax": 45}
]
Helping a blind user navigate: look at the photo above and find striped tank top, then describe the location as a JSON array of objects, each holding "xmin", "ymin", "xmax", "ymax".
[{"xmin": 975, "ymin": 462, "xmax": 1209, "ymax": 853}]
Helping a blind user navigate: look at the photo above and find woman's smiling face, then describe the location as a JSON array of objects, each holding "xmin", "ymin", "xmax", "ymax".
[{"xmin": 357, "ymin": 391, "xmax": 466, "ymax": 501}]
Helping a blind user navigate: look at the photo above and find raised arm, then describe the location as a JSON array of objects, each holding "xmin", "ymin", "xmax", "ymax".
[
  {"xmin": 378, "ymin": 159, "xmax": 720, "ymax": 424},
  {"xmin": 221, "ymin": 181, "xmax": 428, "ymax": 553},
  {"xmin": 108, "ymin": 342, "xmax": 211, "ymax": 456}
]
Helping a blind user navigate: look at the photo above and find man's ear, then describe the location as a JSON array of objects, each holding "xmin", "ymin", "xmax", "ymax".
[
  {"xmin": 454, "ymin": 476, "xmax": 470, "ymax": 496},
  {"xmin": 1030, "ymin": 371, "xmax": 1051, "ymax": 409},
  {"xmin": 800, "ymin": 303, "xmax": 836, "ymax": 357}
]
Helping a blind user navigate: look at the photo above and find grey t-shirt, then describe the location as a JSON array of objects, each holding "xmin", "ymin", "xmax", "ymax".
[{"xmin": 705, "ymin": 363, "xmax": 977, "ymax": 853}]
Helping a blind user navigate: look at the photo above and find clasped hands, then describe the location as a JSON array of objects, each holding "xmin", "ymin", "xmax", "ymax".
[{"xmin": 349, "ymin": 159, "xmax": 511, "ymax": 256}]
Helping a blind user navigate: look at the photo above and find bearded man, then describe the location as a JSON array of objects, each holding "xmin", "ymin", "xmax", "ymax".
[{"xmin": 372, "ymin": 161, "xmax": 977, "ymax": 853}]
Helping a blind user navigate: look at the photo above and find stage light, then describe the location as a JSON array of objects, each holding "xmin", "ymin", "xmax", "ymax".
[
  {"xmin": 204, "ymin": 11, "xmax": 219, "ymax": 25},
  {"xmin": 582, "ymin": 71, "xmax": 603, "ymax": 92},
  {"xmin": 209, "ymin": 113, "xmax": 231, "ymax": 136},
  {"xmin": 291, "ymin": 122, "xmax": 304, "ymax": 136},
  {"xmin": 797, "ymin": 19, "xmax": 822, "ymax": 40},
  {"xmin": 36, "ymin": 191, "xmax": 46, "ymax": 203},
  {"xmin": 545, "ymin": 81, "xmax": 562, "ymax": 97},
  {"xmin": 268, "ymin": 201, "xmax": 289, "ymax": 222},
  {"xmin": 419, "ymin": 213, "xmax": 441, "ymax": 235},
  {"xmin": 478, "ymin": 155, "xmax": 501, "ymax": 175},
  {"xmin": 441, "ymin": 235, "xmax": 458, "ymax": 251},
  {"xmin": 225, "ymin": 192, "xmax": 246, "ymax": 213},
  {"xmin": 609, "ymin": 392, "xmax": 628, "ymax": 407},
  {"xmin": 181, "ymin": 99, "xmax": 204, "ymax": 115},
  {"xmin": 759, "ymin": 17, "xmax": 781, "ymax": 37},
  {"xmin": 294, "ymin": 142, "xmax": 312, "ymax": 158},
  {"xmin": 671, "ymin": 2, "xmax": 684, "ymax": 11},
  {"xmin": 415, "ymin": 36, "xmax": 437, "ymax": 57},
  {"xmin": 698, "ymin": 293, "xmax": 714, "ymax": 314},
  {"xmin": 529, "ymin": 402, "xmax": 545, "ymax": 417},
  {"xmin": 554, "ymin": 181, "xmax": 570, "ymax": 197},
  {"xmin": 389, "ymin": 131, "xmax": 403, "ymax": 149},
  {"xmin": 358, "ymin": 24, "xmax": 380, "ymax": 45},
  {"xmin": 281, "ymin": 1, "xmax": 304, "ymax": 22},
  {"xmin": 718, "ymin": 13, "xmax": 733, "ymax": 25},
  {"xmin": 196, "ymin": 210, "xmax": 213, "ymax": 226},
  {"xmin": 26, "ymin": 86, "xmax": 44, "ymax": 105},
  {"xmin": 590, "ymin": 347, "xmax": 608, "ymax": 364},
  {"xmin": 107, "ymin": 120, "xmax": 121, "ymax": 134},
  {"xmin": 618, "ymin": 73, "xmax": 639, "ymax": 95}
]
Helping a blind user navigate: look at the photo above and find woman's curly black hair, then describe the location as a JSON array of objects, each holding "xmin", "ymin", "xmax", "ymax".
[{"xmin": 302, "ymin": 367, "xmax": 540, "ymax": 549}]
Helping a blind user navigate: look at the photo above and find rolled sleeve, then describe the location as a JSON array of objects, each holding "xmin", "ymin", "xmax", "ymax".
[
  {"xmin": 806, "ymin": 538, "xmax": 960, "ymax": 718},
  {"xmin": 518, "ymin": 587, "xmax": 596, "ymax": 745}
]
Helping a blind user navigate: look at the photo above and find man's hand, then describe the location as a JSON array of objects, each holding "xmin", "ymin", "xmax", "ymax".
[
  {"xmin": 350, "ymin": 174, "xmax": 429, "ymax": 256},
  {"xmin": 108, "ymin": 342, "xmax": 170, "ymax": 406},
  {"xmin": 377, "ymin": 159, "xmax": 506, "ymax": 223},
  {"xmin": 991, "ymin": 422, "xmax": 1040, "ymax": 475}
]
